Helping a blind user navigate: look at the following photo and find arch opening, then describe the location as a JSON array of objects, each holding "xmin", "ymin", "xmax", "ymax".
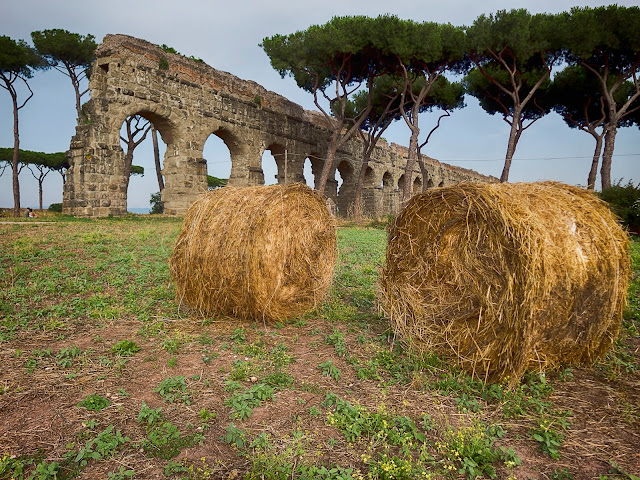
[
  {"xmin": 413, "ymin": 176, "xmax": 422, "ymax": 194},
  {"xmin": 203, "ymin": 128, "xmax": 236, "ymax": 187},
  {"xmin": 363, "ymin": 166, "xmax": 375, "ymax": 188},
  {"xmin": 261, "ymin": 143, "xmax": 286, "ymax": 185},
  {"xmin": 336, "ymin": 161, "xmax": 354, "ymax": 196},
  {"xmin": 398, "ymin": 174, "xmax": 406, "ymax": 197},
  {"xmin": 303, "ymin": 153, "xmax": 322, "ymax": 189},
  {"xmin": 382, "ymin": 171, "xmax": 393, "ymax": 191},
  {"xmin": 335, "ymin": 160, "xmax": 355, "ymax": 216},
  {"xmin": 118, "ymin": 113, "xmax": 168, "ymax": 212}
]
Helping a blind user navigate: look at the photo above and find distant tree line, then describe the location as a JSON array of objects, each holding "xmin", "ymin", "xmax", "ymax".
[{"xmin": 262, "ymin": 6, "xmax": 640, "ymax": 216}]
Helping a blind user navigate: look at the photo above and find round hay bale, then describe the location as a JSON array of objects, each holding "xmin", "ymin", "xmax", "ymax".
[
  {"xmin": 170, "ymin": 183, "xmax": 336, "ymax": 323},
  {"xmin": 379, "ymin": 181, "xmax": 630, "ymax": 383}
]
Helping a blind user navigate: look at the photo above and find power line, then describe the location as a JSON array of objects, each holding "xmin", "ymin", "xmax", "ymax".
[
  {"xmin": 205, "ymin": 152, "xmax": 640, "ymax": 164},
  {"xmin": 441, "ymin": 153, "xmax": 640, "ymax": 163}
]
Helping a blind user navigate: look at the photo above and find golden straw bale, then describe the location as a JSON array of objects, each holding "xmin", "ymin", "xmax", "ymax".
[
  {"xmin": 379, "ymin": 181, "xmax": 630, "ymax": 383},
  {"xmin": 170, "ymin": 183, "xmax": 336, "ymax": 323}
]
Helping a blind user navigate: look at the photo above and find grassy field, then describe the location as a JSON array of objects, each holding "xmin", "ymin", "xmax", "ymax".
[{"xmin": 0, "ymin": 214, "xmax": 638, "ymax": 480}]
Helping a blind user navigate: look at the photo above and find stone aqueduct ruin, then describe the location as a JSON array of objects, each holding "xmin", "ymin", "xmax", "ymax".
[{"xmin": 63, "ymin": 34, "xmax": 494, "ymax": 217}]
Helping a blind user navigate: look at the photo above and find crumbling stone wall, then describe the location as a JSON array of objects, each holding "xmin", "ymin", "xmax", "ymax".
[{"xmin": 63, "ymin": 34, "xmax": 495, "ymax": 217}]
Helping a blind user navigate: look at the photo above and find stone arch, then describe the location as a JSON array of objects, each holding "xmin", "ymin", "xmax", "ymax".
[
  {"xmin": 303, "ymin": 153, "xmax": 323, "ymax": 190},
  {"xmin": 113, "ymin": 106, "xmax": 180, "ymax": 147},
  {"xmin": 63, "ymin": 34, "xmax": 496, "ymax": 217},
  {"xmin": 382, "ymin": 171, "xmax": 393, "ymax": 189},
  {"xmin": 397, "ymin": 173, "xmax": 406, "ymax": 195},
  {"xmin": 116, "ymin": 108, "xmax": 180, "ymax": 204},
  {"xmin": 413, "ymin": 176, "xmax": 422, "ymax": 194},
  {"xmin": 202, "ymin": 126, "xmax": 264, "ymax": 187},
  {"xmin": 363, "ymin": 166, "xmax": 376, "ymax": 186}
]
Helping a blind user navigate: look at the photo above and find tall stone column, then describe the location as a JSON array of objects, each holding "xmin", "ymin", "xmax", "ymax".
[
  {"xmin": 63, "ymin": 116, "xmax": 128, "ymax": 217},
  {"xmin": 162, "ymin": 140, "xmax": 208, "ymax": 216},
  {"xmin": 228, "ymin": 144, "xmax": 264, "ymax": 186},
  {"xmin": 281, "ymin": 144, "xmax": 308, "ymax": 185}
]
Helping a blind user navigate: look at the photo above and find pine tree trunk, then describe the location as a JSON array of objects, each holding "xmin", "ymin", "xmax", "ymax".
[
  {"xmin": 586, "ymin": 132, "xmax": 603, "ymax": 191},
  {"xmin": 11, "ymin": 91, "xmax": 20, "ymax": 218},
  {"xmin": 500, "ymin": 113, "xmax": 522, "ymax": 183},
  {"xmin": 600, "ymin": 125, "xmax": 616, "ymax": 190},
  {"xmin": 38, "ymin": 180, "xmax": 43, "ymax": 211},
  {"xmin": 75, "ymin": 85, "xmax": 82, "ymax": 120},
  {"xmin": 402, "ymin": 115, "xmax": 420, "ymax": 204},
  {"xmin": 152, "ymin": 127, "xmax": 164, "ymax": 191},
  {"xmin": 316, "ymin": 128, "xmax": 340, "ymax": 195},
  {"xmin": 353, "ymin": 155, "xmax": 370, "ymax": 220},
  {"xmin": 124, "ymin": 150, "xmax": 133, "ymax": 190}
]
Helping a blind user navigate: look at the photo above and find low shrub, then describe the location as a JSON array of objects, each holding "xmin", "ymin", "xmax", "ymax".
[{"xmin": 599, "ymin": 180, "xmax": 640, "ymax": 233}]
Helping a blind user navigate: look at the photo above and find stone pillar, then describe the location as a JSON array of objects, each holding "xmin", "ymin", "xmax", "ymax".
[
  {"xmin": 162, "ymin": 140, "xmax": 208, "ymax": 216},
  {"xmin": 371, "ymin": 185, "xmax": 385, "ymax": 218},
  {"xmin": 63, "ymin": 119, "xmax": 128, "ymax": 217},
  {"xmin": 228, "ymin": 144, "xmax": 264, "ymax": 186},
  {"xmin": 283, "ymin": 144, "xmax": 308, "ymax": 185}
]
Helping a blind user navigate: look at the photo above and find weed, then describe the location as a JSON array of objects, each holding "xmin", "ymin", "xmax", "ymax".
[
  {"xmin": 325, "ymin": 329, "xmax": 347, "ymax": 357},
  {"xmin": 143, "ymin": 421, "xmax": 204, "ymax": 459},
  {"xmin": 138, "ymin": 402, "xmax": 163, "ymax": 426},
  {"xmin": 161, "ymin": 333, "xmax": 188, "ymax": 354},
  {"xmin": 438, "ymin": 422, "xmax": 509, "ymax": 479},
  {"xmin": 318, "ymin": 360, "xmax": 341, "ymax": 381},
  {"xmin": 223, "ymin": 423, "xmax": 246, "ymax": 448},
  {"xmin": 77, "ymin": 394, "xmax": 110, "ymax": 412},
  {"xmin": 0, "ymin": 454, "xmax": 33, "ymax": 478},
  {"xmin": 261, "ymin": 371, "xmax": 295, "ymax": 389},
  {"xmin": 225, "ymin": 383, "xmax": 275, "ymax": 420},
  {"xmin": 597, "ymin": 342, "xmax": 639, "ymax": 379},
  {"xmin": 607, "ymin": 461, "xmax": 640, "ymax": 480},
  {"xmin": 199, "ymin": 408, "xmax": 217, "ymax": 422},
  {"xmin": 164, "ymin": 459, "xmax": 188, "ymax": 476},
  {"xmin": 224, "ymin": 380, "xmax": 243, "ymax": 392},
  {"xmin": 229, "ymin": 359, "xmax": 257, "ymax": 381},
  {"xmin": 367, "ymin": 453, "xmax": 424, "ymax": 480},
  {"xmin": 323, "ymin": 393, "xmax": 425, "ymax": 446},
  {"xmin": 111, "ymin": 339, "xmax": 141, "ymax": 356},
  {"xmin": 309, "ymin": 406, "xmax": 322, "ymax": 417},
  {"xmin": 551, "ymin": 468, "xmax": 574, "ymax": 479},
  {"xmin": 455, "ymin": 394, "xmax": 482, "ymax": 413},
  {"xmin": 230, "ymin": 328, "xmax": 247, "ymax": 344},
  {"xmin": 531, "ymin": 419, "xmax": 564, "ymax": 459},
  {"xmin": 197, "ymin": 332, "xmax": 215, "ymax": 345},
  {"xmin": 74, "ymin": 425, "xmax": 130, "ymax": 467},
  {"xmin": 108, "ymin": 466, "xmax": 136, "ymax": 479},
  {"xmin": 30, "ymin": 460, "xmax": 60, "ymax": 480},
  {"xmin": 155, "ymin": 376, "xmax": 192, "ymax": 404},
  {"xmin": 25, "ymin": 357, "xmax": 38, "ymax": 373},
  {"xmin": 268, "ymin": 342, "xmax": 296, "ymax": 369},
  {"xmin": 56, "ymin": 345, "xmax": 83, "ymax": 367}
]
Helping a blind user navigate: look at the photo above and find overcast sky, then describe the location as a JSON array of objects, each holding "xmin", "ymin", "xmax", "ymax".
[{"xmin": 1, "ymin": 0, "xmax": 639, "ymax": 210}]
